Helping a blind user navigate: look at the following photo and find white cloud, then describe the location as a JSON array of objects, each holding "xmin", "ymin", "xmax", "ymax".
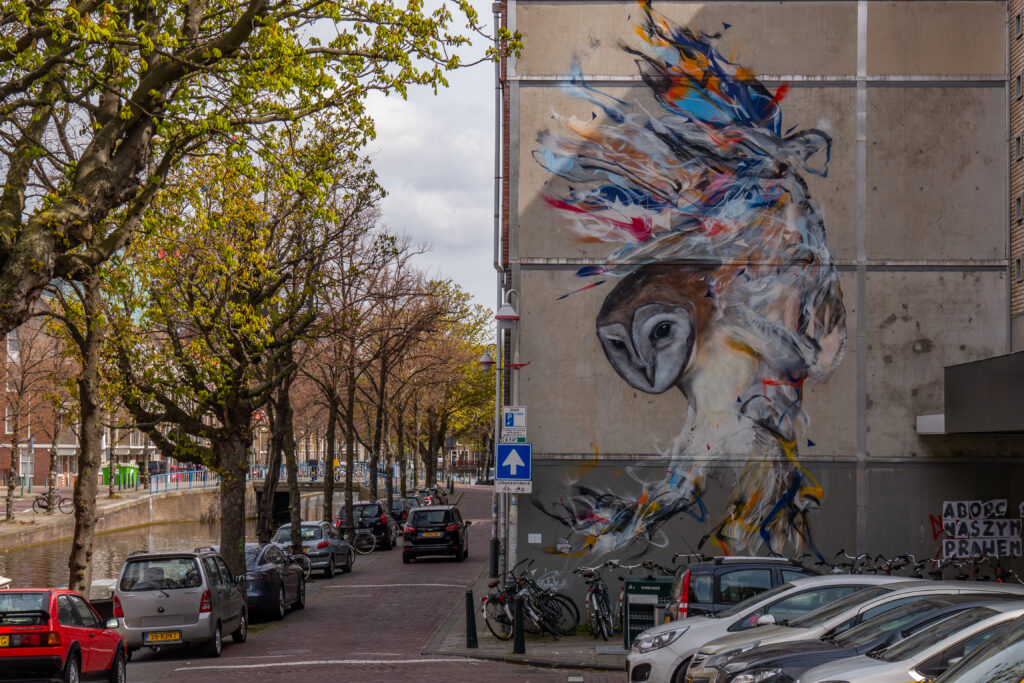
[{"xmin": 364, "ymin": 2, "xmax": 499, "ymax": 311}]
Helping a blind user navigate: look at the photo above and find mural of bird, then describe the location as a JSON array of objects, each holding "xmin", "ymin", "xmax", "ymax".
[{"xmin": 532, "ymin": 1, "xmax": 847, "ymax": 563}]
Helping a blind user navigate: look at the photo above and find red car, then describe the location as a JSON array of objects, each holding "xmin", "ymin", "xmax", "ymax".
[{"xmin": 0, "ymin": 588, "xmax": 126, "ymax": 682}]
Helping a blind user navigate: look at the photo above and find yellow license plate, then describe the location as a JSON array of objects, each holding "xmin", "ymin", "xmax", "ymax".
[
  {"xmin": 422, "ymin": 531, "xmax": 442, "ymax": 537},
  {"xmin": 144, "ymin": 631, "xmax": 181, "ymax": 643},
  {"xmin": 0, "ymin": 635, "xmax": 8, "ymax": 647}
]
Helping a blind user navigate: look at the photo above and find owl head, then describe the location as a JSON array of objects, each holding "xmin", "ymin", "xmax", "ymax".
[{"xmin": 596, "ymin": 264, "xmax": 717, "ymax": 394}]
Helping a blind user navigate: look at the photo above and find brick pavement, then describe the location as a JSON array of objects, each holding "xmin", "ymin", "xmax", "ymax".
[{"xmin": 123, "ymin": 486, "xmax": 625, "ymax": 682}]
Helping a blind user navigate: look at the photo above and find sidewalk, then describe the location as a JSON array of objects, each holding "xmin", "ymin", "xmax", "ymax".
[{"xmin": 423, "ymin": 521, "xmax": 628, "ymax": 673}]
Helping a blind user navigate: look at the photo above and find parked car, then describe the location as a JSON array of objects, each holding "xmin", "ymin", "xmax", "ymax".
[
  {"xmin": 0, "ymin": 588, "xmax": 126, "ymax": 682},
  {"xmin": 626, "ymin": 575, "xmax": 908, "ymax": 683},
  {"xmin": 113, "ymin": 546, "xmax": 246, "ymax": 658},
  {"xmin": 935, "ymin": 612, "xmax": 1024, "ymax": 682},
  {"xmin": 243, "ymin": 543, "xmax": 305, "ymax": 619},
  {"xmin": 685, "ymin": 593, "xmax": 1017, "ymax": 682},
  {"xmin": 333, "ymin": 501, "xmax": 400, "ymax": 551},
  {"xmin": 274, "ymin": 521, "xmax": 354, "ymax": 576},
  {"xmin": 801, "ymin": 600, "xmax": 1024, "ymax": 682},
  {"xmin": 402, "ymin": 504, "xmax": 472, "ymax": 563},
  {"xmin": 390, "ymin": 496, "xmax": 417, "ymax": 524},
  {"xmin": 669, "ymin": 556, "xmax": 819, "ymax": 619},
  {"xmin": 683, "ymin": 577, "xmax": 1024, "ymax": 673},
  {"xmin": 404, "ymin": 494, "xmax": 422, "ymax": 512},
  {"xmin": 417, "ymin": 486, "xmax": 447, "ymax": 506},
  {"xmin": 146, "ymin": 460, "xmax": 170, "ymax": 477}
]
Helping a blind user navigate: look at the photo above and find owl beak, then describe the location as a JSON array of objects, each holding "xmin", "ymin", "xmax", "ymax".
[{"xmin": 643, "ymin": 364, "xmax": 657, "ymax": 388}]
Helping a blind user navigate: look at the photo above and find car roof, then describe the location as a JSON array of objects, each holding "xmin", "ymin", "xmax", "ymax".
[
  {"xmin": 788, "ymin": 574, "xmax": 907, "ymax": 586},
  {"xmin": 413, "ymin": 504, "xmax": 455, "ymax": 511}
]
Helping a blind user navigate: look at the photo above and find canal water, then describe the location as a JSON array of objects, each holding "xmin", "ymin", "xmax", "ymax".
[{"xmin": 0, "ymin": 520, "xmax": 258, "ymax": 589}]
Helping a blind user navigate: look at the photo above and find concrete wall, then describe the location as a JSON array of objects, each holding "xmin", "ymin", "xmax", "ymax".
[{"xmin": 507, "ymin": 0, "xmax": 1018, "ymax": 583}]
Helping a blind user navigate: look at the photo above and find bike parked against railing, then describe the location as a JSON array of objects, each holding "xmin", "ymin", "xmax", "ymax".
[
  {"xmin": 574, "ymin": 562, "xmax": 616, "ymax": 641},
  {"xmin": 32, "ymin": 493, "xmax": 73, "ymax": 514}
]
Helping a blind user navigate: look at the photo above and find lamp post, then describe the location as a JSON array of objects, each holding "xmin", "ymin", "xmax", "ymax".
[{"xmin": 479, "ymin": 291, "xmax": 527, "ymax": 579}]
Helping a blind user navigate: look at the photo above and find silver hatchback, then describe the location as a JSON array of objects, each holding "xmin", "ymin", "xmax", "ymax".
[
  {"xmin": 274, "ymin": 522, "xmax": 354, "ymax": 577},
  {"xmin": 112, "ymin": 547, "xmax": 247, "ymax": 658}
]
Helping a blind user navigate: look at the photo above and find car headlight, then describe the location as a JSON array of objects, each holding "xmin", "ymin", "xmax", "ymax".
[
  {"xmin": 631, "ymin": 625, "xmax": 689, "ymax": 654},
  {"xmin": 729, "ymin": 668, "xmax": 783, "ymax": 683}
]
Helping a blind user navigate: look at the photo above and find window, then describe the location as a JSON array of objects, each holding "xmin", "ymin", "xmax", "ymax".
[
  {"xmin": 1016, "ymin": 257, "xmax": 1023, "ymax": 282},
  {"xmin": 4, "ymin": 406, "xmax": 11, "ymax": 435},
  {"xmin": 1017, "ymin": 11, "xmax": 1023, "ymax": 38},
  {"xmin": 1017, "ymin": 73, "xmax": 1023, "ymax": 100},
  {"xmin": 69, "ymin": 594, "xmax": 102, "ymax": 628},
  {"xmin": 5, "ymin": 330, "xmax": 18, "ymax": 363},
  {"xmin": 56, "ymin": 596, "xmax": 80, "ymax": 627},
  {"xmin": 1017, "ymin": 133, "xmax": 1023, "ymax": 161},
  {"xmin": 1016, "ymin": 195, "xmax": 1022, "ymax": 221},
  {"xmin": 717, "ymin": 568, "xmax": 773, "ymax": 604}
]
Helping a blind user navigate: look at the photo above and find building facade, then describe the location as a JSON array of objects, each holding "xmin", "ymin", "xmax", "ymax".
[{"xmin": 497, "ymin": 0, "xmax": 1024, "ymax": 586}]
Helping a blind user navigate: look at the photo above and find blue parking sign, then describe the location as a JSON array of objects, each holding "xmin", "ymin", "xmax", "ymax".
[{"xmin": 496, "ymin": 443, "xmax": 532, "ymax": 481}]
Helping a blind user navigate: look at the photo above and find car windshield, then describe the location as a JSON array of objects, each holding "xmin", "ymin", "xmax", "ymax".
[
  {"xmin": 831, "ymin": 599, "xmax": 948, "ymax": 647},
  {"xmin": 273, "ymin": 526, "xmax": 322, "ymax": 542},
  {"xmin": 410, "ymin": 509, "xmax": 449, "ymax": 525},
  {"xmin": 938, "ymin": 615, "xmax": 1024, "ymax": 681},
  {"xmin": 788, "ymin": 586, "xmax": 895, "ymax": 628},
  {"xmin": 244, "ymin": 547, "xmax": 261, "ymax": 565},
  {"xmin": 874, "ymin": 607, "xmax": 997, "ymax": 662},
  {"xmin": 717, "ymin": 583, "xmax": 795, "ymax": 618},
  {"xmin": 120, "ymin": 557, "xmax": 202, "ymax": 591},
  {"xmin": 0, "ymin": 592, "xmax": 48, "ymax": 625}
]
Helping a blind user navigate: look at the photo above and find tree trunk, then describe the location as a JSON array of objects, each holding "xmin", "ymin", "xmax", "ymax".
[
  {"xmin": 5, "ymin": 414, "xmax": 21, "ymax": 522},
  {"xmin": 107, "ymin": 425, "xmax": 116, "ymax": 498},
  {"xmin": 68, "ymin": 274, "xmax": 105, "ymax": 593},
  {"xmin": 217, "ymin": 433, "xmax": 250, "ymax": 577},
  {"xmin": 257, "ymin": 406, "xmax": 285, "ymax": 544},
  {"xmin": 46, "ymin": 414, "xmax": 61, "ymax": 515},
  {"xmin": 342, "ymin": 364, "xmax": 357, "ymax": 539},
  {"xmin": 284, "ymin": 400, "xmax": 301, "ymax": 554},
  {"xmin": 397, "ymin": 411, "xmax": 407, "ymax": 498},
  {"xmin": 322, "ymin": 395, "xmax": 338, "ymax": 522},
  {"xmin": 368, "ymin": 360, "xmax": 386, "ymax": 501}
]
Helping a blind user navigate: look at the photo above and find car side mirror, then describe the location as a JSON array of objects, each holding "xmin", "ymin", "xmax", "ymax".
[
  {"xmin": 465, "ymin": 520, "xmax": 472, "ymax": 526},
  {"xmin": 105, "ymin": 618, "xmax": 119, "ymax": 629},
  {"xmin": 756, "ymin": 614, "xmax": 776, "ymax": 626}
]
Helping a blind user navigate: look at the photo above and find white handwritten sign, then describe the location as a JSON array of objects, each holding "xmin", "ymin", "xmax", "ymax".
[{"xmin": 941, "ymin": 499, "xmax": 1023, "ymax": 558}]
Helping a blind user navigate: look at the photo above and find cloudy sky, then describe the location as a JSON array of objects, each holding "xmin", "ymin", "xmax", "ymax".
[{"xmin": 364, "ymin": 2, "xmax": 499, "ymax": 312}]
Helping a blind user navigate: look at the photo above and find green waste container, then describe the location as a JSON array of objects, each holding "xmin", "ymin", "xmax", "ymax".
[
  {"xmin": 102, "ymin": 464, "xmax": 139, "ymax": 487},
  {"xmin": 623, "ymin": 576, "xmax": 676, "ymax": 649}
]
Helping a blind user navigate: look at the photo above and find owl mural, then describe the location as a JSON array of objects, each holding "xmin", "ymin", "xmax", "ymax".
[{"xmin": 533, "ymin": 1, "xmax": 847, "ymax": 559}]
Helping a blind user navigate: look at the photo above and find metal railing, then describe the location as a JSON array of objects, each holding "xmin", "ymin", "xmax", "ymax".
[{"xmin": 148, "ymin": 469, "xmax": 219, "ymax": 493}]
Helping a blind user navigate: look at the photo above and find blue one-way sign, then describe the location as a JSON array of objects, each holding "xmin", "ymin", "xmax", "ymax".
[{"xmin": 496, "ymin": 443, "xmax": 532, "ymax": 481}]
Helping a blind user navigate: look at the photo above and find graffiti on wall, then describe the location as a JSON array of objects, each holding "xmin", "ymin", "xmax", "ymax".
[
  {"xmin": 938, "ymin": 500, "xmax": 1024, "ymax": 558},
  {"xmin": 533, "ymin": 1, "xmax": 846, "ymax": 559}
]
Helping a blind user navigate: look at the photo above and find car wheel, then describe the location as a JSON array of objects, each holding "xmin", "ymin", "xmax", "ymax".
[
  {"xmin": 294, "ymin": 577, "xmax": 306, "ymax": 609},
  {"xmin": 402, "ymin": 552, "xmax": 411, "ymax": 564},
  {"xmin": 670, "ymin": 657, "xmax": 692, "ymax": 683},
  {"xmin": 63, "ymin": 652, "xmax": 80, "ymax": 683},
  {"xmin": 324, "ymin": 554, "xmax": 336, "ymax": 578},
  {"xmin": 382, "ymin": 532, "xmax": 393, "ymax": 551},
  {"xmin": 205, "ymin": 624, "xmax": 222, "ymax": 657},
  {"xmin": 231, "ymin": 609, "xmax": 247, "ymax": 643},
  {"xmin": 342, "ymin": 551, "xmax": 353, "ymax": 573},
  {"xmin": 456, "ymin": 548, "xmax": 465, "ymax": 562},
  {"xmin": 273, "ymin": 585, "xmax": 287, "ymax": 620}
]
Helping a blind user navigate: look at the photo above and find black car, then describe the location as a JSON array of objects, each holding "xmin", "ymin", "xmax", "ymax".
[
  {"xmin": 402, "ymin": 505, "xmax": 471, "ymax": 563},
  {"xmin": 243, "ymin": 543, "xmax": 305, "ymax": 620},
  {"xmin": 669, "ymin": 556, "xmax": 818, "ymax": 619},
  {"xmin": 702, "ymin": 594, "xmax": 1015, "ymax": 682},
  {"xmin": 334, "ymin": 501, "xmax": 400, "ymax": 550},
  {"xmin": 390, "ymin": 496, "xmax": 417, "ymax": 525}
]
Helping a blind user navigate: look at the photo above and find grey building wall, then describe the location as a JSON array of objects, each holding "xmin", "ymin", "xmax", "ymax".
[{"xmin": 504, "ymin": 0, "xmax": 1022, "ymax": 588}]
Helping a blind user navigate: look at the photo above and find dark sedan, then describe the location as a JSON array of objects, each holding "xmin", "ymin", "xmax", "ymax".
[
  {"xmin": 243, "ymin": 543, "xmax": 305, "ymax": 620},
  {"xmin": 402, "ymin": 505, "xmax": 471, "ymax": 563},
  {"xmin": 695, "ymin": 594, "xmax": 1019, "ymax": 682},
  {"xmin": 334, "ymin": 502, "xmax": 399, "ymax": 551}
]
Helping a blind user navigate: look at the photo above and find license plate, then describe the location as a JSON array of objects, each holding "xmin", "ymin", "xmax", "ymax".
[
  {"xmin": 0, "ymin": 635, "xmax": 8, "ymax": 647},
  {"xmin": 144, "ymin": 631, "xmax": 181, "ymax": 643},
  {"xmin": 422, "ymin": 531, "xmax": 442, "ymax": 538}
]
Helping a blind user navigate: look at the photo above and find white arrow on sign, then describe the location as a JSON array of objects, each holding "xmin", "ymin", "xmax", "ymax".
[{"xmin": 502, "ymin": 449, "xmax": 525, "ymax": 475}]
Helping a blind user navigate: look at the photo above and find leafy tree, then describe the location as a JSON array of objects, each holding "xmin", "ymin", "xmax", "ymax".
[
  {"xmin": 0, "ymin": 0, "xmax": 518, "ymax": 336},
  {"xmin": 107, "ymin": 125, "xmax": 379, "ymax": 574}
]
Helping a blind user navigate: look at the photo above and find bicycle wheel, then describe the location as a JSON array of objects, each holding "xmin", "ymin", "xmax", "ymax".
[
  {"xmin": 31, "ymin": 497, "xmax": 46, "ymax": 514},
  {"xmin": 483, "ymin": 597, "xmax": 513, "ymax": 641},
  {"xmin": 545, "ymin": 594, "xmax": 579, "ymax": 636},
  {"xmin": 57, "ymin": 497, "xmax": 74, "ymax": 514},
  {"xmin": 587, "ymin": 593, "xmax": 602, "ymax": 639},
  {"xmin": 293, "ymin": 554, "xmax": 312, "ymax": 580},
  {"xmin": 599, "ymin": 592, "xmax": 614, "ymax": 639},
  {"xmin": 351, "ymin": 531, "xmax": 376, "ymax": 555}
]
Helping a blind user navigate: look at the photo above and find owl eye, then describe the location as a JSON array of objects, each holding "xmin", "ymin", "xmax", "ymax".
[
  {"xmin": 651, "ymin": 321, "xmax": 673, "ymax": 341},
  {"xmin": 610, "ymin": 338, "xmax": 627, "ymax": 350}
]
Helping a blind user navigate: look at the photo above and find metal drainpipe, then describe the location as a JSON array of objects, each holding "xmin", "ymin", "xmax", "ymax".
[{"xmin": 489, "ymin": 0, "xmax": 504, "ymax": 579}]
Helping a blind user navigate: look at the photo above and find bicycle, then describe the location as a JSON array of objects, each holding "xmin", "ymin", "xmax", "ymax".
[
  {"xmin": 574, "ymin": 563, "xmax": 615, "ymax": 641},
  {"xmin": 278, "ymin": 546, "xmax": 312, "ymax": 580},
  {"xmin": 32, "ymin": 493, "xmax": 73, "ymax": 514},
  {"xmin": 481, "ymin": 559, "xmax": 577, "ymax": 640},
  {"xmin": 344, "ymin": 526, "xmax": 377, "ymax": 555}
]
